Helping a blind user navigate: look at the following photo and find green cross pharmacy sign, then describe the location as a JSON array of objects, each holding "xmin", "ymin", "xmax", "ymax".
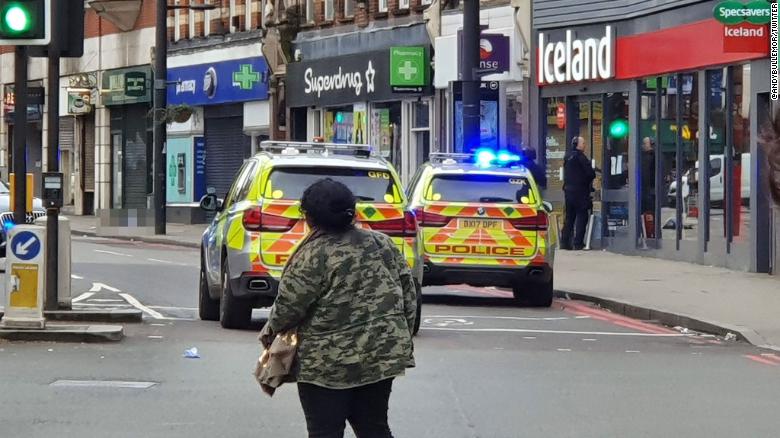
[
  {"xmin": 233, "ymin": 64, "xmax": 261, "ymax": 90},
  {"xmin": 390, "ymin": 46, "xmax": 429, "ymax": 93}
]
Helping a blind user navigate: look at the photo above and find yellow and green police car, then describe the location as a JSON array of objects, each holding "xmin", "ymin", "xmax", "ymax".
[
  {"xmin": 198, "ymin": 141, "xmax": 423, "ymax": 330},
  {"xmin": 407, "ymin": 150, "xmax": 558, "ymax": 306}
]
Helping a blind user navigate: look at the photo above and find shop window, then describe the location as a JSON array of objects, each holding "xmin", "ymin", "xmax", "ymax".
[
  {"xmin": 412, "ymin": 100, "xmax": 432, "ymax": 169},
  {"xmin": 505, "ymin": 88, "xmax": 523, "ymax": 154},
  {"xmin": 325, "ymin": 106, "xmax": 355, "ymax": 144},
  {"xmin": 370, "ymin": 102, "xmax": 402, "ymax": 167},
  {"xmin": 639, "ymin": 80, "xmax": 660, "ymax": 246},
  {"xmin": 731, "ymin": 65, "xmax": 751, "ymax": 245},
  {"xmin": 542, "ymin": 97, "xmax": 566, "ymax": 206},
  {"xmin": 604, "ymin": 93, "xmax": 629, "ymax": 190}
]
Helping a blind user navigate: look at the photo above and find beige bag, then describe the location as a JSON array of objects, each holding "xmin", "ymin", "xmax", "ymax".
[{"xmin": 254, "ymin": 325, "xmax": 298, "ymax": 397}]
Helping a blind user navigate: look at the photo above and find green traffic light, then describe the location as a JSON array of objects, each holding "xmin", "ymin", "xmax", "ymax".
[
  {"xmin": 609, "ymin": 119, "xmax": 629, "ymax": 139},
  {"xmin": 3, "ymin": 4, "xmax": 31, "ymax": 34}
]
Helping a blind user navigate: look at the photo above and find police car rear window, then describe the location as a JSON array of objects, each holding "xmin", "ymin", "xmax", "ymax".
[
  {"xmin": 265, "ymin": 167, "xmax": 403, "ymax": 204},
  {"xmin": 426, "ymin": 174, "xmax": 536, "ymax": 204}
]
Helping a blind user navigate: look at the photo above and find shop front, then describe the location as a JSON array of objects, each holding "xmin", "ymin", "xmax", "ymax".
[
  {"xmin": 167, "ymin": 48, "xmax": 270, "ymax": 222},
  {"xmin": 286, "ymin": 47, "xmax": 433, "ymax": 182},
  {"xmin": 531, "ymin": 0, "xmax": 772, "ymax": 272},
  {"xmin": 102, "ymin": 66, "xmax": 154, "ymax": 211}
]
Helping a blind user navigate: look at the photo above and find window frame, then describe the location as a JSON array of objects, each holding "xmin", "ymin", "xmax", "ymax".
[{"xmin": 324, "ymin": 0, "xmax": 335, "ymax": 21}]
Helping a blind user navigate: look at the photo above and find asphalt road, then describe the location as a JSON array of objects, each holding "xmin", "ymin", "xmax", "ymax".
[{"xmin": 1, "ymin": 236, "xmax": 779, "ymax": 437}]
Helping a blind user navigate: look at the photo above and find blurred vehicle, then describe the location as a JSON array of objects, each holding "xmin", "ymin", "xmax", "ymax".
[{"xmin": 667, "ymin": 154, "xmax": 751, "ymax": 207}]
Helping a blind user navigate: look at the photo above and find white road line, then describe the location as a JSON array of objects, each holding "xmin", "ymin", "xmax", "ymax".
[
  {"xmin": 71, "ymin": 274, "xmax": 84, "ymax": 280},
  {"xmin": 147, "ymin": 258, "xmax": 187, "ymax": 266},
  {"xmin": 89, "ymin": 282, "xmax": 121, "ymax": 293},
  {"xmin": 149, "ymin": 305, "xmax": 198, "ymax": 311},
  {"xmin": 150, "ymin": 323, "xmax": 167, "ymax": 327},
  {"xmin": 422, "ymin": 327, "xmax": 692, "ymax": 337},
  {"xmin": 87, "ymin": 299, "xmax": 124, "ymax": 303},
  {"xmin": 522, "ymin": 336, "xmax": 537, "ymax": 340},
  {"xmin": 626, "ymin": 350, "xmax": 641, "ymax": 353},
  {"xmin": 574, "ymin": 316, "xmax": 591, "ymax": 319},
  {"xmin": 424, "ymin": 315, "xmax": 571, "ymax": 322},
  {"xmin": 119, "ymin": 293, "xmax": 166, "ymax": 320},
  {"xmin": 582, "ymin": 338, "xmax": 598, "ymax": 342},
  {"xmin": 557, "ymin": 348, "xmax": 572, "ymax": 352},
  {"xmin": 71, "ymin": 292, "xmax": 94, "ymax": 303},
  {"xmin": 94, "ymin": 249, "xmax": 132, "ymax": 257},
  {"xmin": 147, "ymin": 336, "xmax": 164, "ymax": 340},
  {"xmin": 72, "ymin": 303, "xmax": 132, "ymax": 308}
]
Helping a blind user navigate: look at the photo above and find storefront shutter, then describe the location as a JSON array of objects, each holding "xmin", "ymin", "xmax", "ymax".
[
  {"xmin": 59, "ymin": 117, "xmax": 74, "ymax": 151},
  {"xmin": 122, "ymin": 104, "xmax": 151, "ymax": 209},
  {"xmin": 204, "ymin": 105, "xmax": 250, "ymax": 199},
  {"xmin": 83, "ymin": 116, "xmax": 95, "ymax": 192}
]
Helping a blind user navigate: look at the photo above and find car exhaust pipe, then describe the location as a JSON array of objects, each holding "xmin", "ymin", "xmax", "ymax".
[
  {"xmin": 528, "ymin": 268, "xmax": 545, "ymax": 277},
  {"xmin": 249, "ymin": 279, "xmax": 270, "ymax": 291}
]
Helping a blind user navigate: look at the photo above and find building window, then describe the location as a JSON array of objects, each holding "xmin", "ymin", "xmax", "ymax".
[
  {"xmin": 204, "ymin": 8, "xmax": 211, "ymax": 36},
  {"xmin": 246, "ymin": 0, "xmax": 253, "ymax": 30},
  {"xmin": 229, "ymin": 0, "xmax": 237, "ymax": 32},
  {"xmin": 378, "ymin": 0, "xmax": 388, "ymax": 13},
  {"xmin": 344, "ymin": 0, "xmax": 355, "ymax": 17},
  {"xmin": 306, "ymin": 0, "xmax": 314, "ymax": 22},
  {"xmin": 421, "ymin": 0, "xmax": 432, "ymax": 5},
  {"xmin": 411, "ymin": 100, "xmax": 431, "ymax": 172},
  {"xmin": 325, "ymin": 0, "xmax": 335, "ymax": 20},
  {"xmin": 174, "ymin": 0, "xmax": 181, "ymax": 41},
  {"xmin": 189, "ymin": 9, "xmax": 195, "ymax": 38},
  {"xmin": 542, "ymin": 97, "xmax": 567, "ymax": 208},
  {"xmin": 399, "ymin": 0, "xmax": 410, "ymax": 9}
]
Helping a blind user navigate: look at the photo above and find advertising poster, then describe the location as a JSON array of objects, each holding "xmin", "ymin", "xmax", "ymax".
[
  {"xmin": 353, "ymin": 103, "xmax": 367, "ymax": 144},
  {"xmin": 454, "ymin": 100, "xmax": 499, "ymax": 151},
  {"xmin": 370, "ymin": 108, "xmax": 392, "ymax": 158}
]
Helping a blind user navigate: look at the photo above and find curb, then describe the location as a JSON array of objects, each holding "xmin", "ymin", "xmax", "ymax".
[
  {"xmin": 554, "ymin": 290, "xmax": 780, "ymax": 352},
  {"xmin": 72, "ymin": 229, "xmax": 200, "ymax": 249},
  {"xmin": 1, "ymin": 309, "xmax": 143, "ymax": 323},
  {"xmin": 0, "ymin": 324, "xmax": 124, "ymax": 342}
]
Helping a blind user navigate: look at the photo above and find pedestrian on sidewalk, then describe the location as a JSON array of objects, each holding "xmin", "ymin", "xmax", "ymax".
[
  {"xmin": 261, "ymin": 178, "xmax": 417, "ymax": 438},
  {"xmin": 561, "ymin": 136, "xmax": 596, "ymax": 250},
  {"xmin": 641, "ymin": 137, "xmax": 656, "ymax": 214},
  {"xmin": 520, "ymin": 147, "xmax": 547, "ymax": 188}
]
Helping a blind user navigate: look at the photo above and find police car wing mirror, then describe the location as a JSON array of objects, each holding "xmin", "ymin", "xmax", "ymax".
[
  {"xmin": 542, "ymin": 201, "xmax": 553, "ymax": 214},
  {"xmin": 200, "ymin": 194, "xmax": 223, "ymax": 212}
]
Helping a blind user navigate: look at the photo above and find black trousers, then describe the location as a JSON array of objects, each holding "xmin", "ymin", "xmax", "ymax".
[
  {"xmin": 298, "ymin": 379, "xmax": 394, "ymax": 438},
  {"xmin": 562, "ymin": 194, "xmax": 590, "ymax": 250}
]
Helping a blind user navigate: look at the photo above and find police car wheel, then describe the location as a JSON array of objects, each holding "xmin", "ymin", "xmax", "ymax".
[
  {"xmin": 413, "ymin": 280, "xmax": 422, "ymax": 336},
  {"xmin": 199, "ymin": 255, "xmax": 220, "ymax": 321},
  {"xmin": 513, "ymin": 278, "xmax": 554, "ymax": 308},
  {"xmin": 219, "ymin": 258, "xmax": 253, "ymax": 329}
]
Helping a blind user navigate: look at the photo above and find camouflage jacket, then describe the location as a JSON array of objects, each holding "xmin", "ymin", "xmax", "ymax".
[{"xmin": 267, "ymin": 227, "xmax": 417, "ymax": 389}]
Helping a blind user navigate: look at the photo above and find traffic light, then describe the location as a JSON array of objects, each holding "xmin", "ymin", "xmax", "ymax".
[
  {"xmin": 0, "ymin": 0, "xmax": 50, "ymax": 45},
  {"xmin": 609, "ymin": 119, "xmax": 629, "ymax": 139}
]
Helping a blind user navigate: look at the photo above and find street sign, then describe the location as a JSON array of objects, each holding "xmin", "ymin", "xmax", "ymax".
[
  {"xmin": 390, "ymin": 46, "xmax": 429, "ymax": 93},
  {"xmin": 0, "ymin": 0, "xmax": 51, "ymax": 45},
  {"xmin": 2, "ymin": 225, "xmax": 45, "ymax": 329},
  {"xmin": 11, "ymin": 230, "xmax": 41, "ymax": 260}
]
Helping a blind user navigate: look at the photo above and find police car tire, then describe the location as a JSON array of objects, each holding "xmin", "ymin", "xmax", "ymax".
[
  {"xmin": 413, "ymin": 280, "xmax": 422, "ymax": 336},
  {"xmin": 199, "ymin": 255, "xmax": 220, "ymax": 321},
  {"xmin": 219, "ymin": 258, "xmax": 253, "ymax": 329},
  {"xmin": 528, "ymin": 278, "xmax": 554, "ymax": 308}
]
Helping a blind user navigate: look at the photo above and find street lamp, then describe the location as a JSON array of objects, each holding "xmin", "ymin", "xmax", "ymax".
[{"xmin": 154, "ymin": 2, "xmax": 216, "ymax": 235}]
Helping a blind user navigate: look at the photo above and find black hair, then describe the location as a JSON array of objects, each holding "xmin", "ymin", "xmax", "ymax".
[{"xmin": 300, "ymin": 178, "xmax": 357, "ymax": 233}]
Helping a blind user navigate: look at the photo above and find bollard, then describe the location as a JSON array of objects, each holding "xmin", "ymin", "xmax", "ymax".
[{"xmin": 2, "ymin": 225, "xmax": 46, "ymax": 329}]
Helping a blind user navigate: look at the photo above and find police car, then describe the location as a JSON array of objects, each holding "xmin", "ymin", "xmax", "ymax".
[
  {"xmin": 198, "ymin": 141, "xmax": 423, "ymax": 330},
  {"xmin": 407, "ymin": 150, "xmax": 558, "ymax": 306}
]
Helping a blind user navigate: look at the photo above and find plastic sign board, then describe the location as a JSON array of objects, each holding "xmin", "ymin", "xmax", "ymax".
[
  {"xmin": 390, "ymin": 46, "xmax": 428, "ymax": 92},
  {"xmin": 0, "ymin": 0, "xmax": 51, "ymax": 45},
  {"xmin": 714, "ymin": 0, "xmax": 771, "ymax": 25},
  {"xmin": 2, "ymin": 225, "xmax": 45, "ymax": 329},
  {"xmin": 538, "ymin": 26, "xmax": 615, "ymax": 85}
]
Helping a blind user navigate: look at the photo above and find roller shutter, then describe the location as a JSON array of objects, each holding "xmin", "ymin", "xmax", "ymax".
[{"xmin": 204, "ymin": 104, "xmax": 250, "ymax": 198}]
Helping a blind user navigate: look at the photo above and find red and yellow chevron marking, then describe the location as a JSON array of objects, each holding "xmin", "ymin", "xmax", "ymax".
[
  {"xmin": 262, "ymin": 200, "xmax": 301, "ymax": 218},
  {"xmin": 356, "ymin": 204, "xmax": 404, "ymax": 222},
  {"xmin": 425, "ymin": 202, "xmax": 536, "ymax": 219}
]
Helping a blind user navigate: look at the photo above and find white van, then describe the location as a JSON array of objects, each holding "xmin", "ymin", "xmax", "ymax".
[{"xmin": 667, "ymin": 154, "xmax": 750, "ymax": 206}]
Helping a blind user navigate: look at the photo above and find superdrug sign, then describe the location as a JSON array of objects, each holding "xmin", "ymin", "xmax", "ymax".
[{"xmin": 287, "ymin": 49, "xmax": 430, "ymax": 107}]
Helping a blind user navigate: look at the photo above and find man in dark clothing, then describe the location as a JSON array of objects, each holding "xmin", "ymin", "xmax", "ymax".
[
  {"xmin": 561, "ymin": 136, "xmax": 596, "ymax": 250},
  {"xmin": 520, "ymin": 147, "xmax": 547, "ymax": 188},
  {"xmin": 641, "ymin": 137, "xmax": 656, "ymax": 214}
]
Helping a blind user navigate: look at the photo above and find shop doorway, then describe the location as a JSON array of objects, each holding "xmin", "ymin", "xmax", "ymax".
[{"xmin": 572, "ymin": 93, "xmax": 631, "ymax": 250}]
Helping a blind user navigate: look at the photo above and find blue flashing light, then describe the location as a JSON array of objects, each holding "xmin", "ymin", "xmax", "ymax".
[
  {"xmin": 496, "ymin": 151, "xmax": 520, "ymax": 163},
  {"xmin": 3, "ymin": 220, "xmax": 14, "ymax": 232},
  {"xmin": 475, "ymin": 149, "xmax": 496, "ymax": 168}
]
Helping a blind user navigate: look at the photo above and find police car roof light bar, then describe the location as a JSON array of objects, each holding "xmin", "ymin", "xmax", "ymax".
[
  {"xmin": 429, "ymin": 153, "xmax": 475, "ymax": 164},
  {"xmin": 259, "ymin": 141, "xmax": 372, "ymax": 158}
]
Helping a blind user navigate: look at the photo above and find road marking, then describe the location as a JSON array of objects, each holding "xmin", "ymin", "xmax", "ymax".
[
  {"xmin": 147, "ymin": 258, "xmax": 188, "ymax": 266},
  {"xmin": 422, "ymin": 327, "xmax": 693, "ymax": 337},
  {"xmin": 87, "ymin": 299, "xmax": 124, "ymax": 303},
  {"xmin": 50, "ymin": 380, "xmax": 157, "ymax": 389},
  {"xmin": 557, "ymin": 348, "xmax": 572, "ymax": 352},
  {"xmin": 147, "ymin": 336, "xmax": 164, "ymax": 340},
  {"xmin": 90, "ymin": 282, "xmax": 122, "ymax": 293},
  {"xmin": 625, "ymin": 350, "xmax": 641, "ymax": 353},
  {"xmin": 582, "ymin": 338, "xmax": 598, "ymax": 342},
  {"xmin": 522, "ymin": 336, "xmax": 537, "ymax": 340},
  {"xmin": 71, "ymin": 292, "xmax": 94, "ymax": 303},
  {"xmin": 149, "ymin": 305, "xmax": 198, "ymax": 311},
  {"xmin": 744, "ymin": 355, "xmax": 779, "ymax": 366},
  {"xmin": 71, "ymin": 274, "xmax": 84, "ymax": 280},
  {"xmin": 72, "ymin": 303, "xmax": 132, "ymax": 308},
  {"xmin": 150, "ymin": 323, "xmax": 167, "ymax": 327},
  {"xmin": 574, "ymin": 316, "xmax": 590, "ymax": 319},
  {"xmin": 119, "ymin": 293, "xmax": 166, "ymax": 320},
  {"xmin": 94, "ymin": 249, "xmax": 132, "ymax": 257},
  {"xmin": 424, "ymin": 314, "xmax": 571, "ymax": 322}
]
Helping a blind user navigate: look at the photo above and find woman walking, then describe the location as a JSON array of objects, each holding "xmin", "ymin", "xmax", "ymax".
[{"xmin": 262, "ymin": 178, "xmax": 417, "ymax": 438}]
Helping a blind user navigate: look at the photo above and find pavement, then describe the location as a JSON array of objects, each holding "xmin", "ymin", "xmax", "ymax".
[
  {"xmin": 2, "ymin": 233, "xmax": 780, "ymax": 436},
  {"xmin": 63, "ymin": 214, "xmax": 780, "ymax": 351}
]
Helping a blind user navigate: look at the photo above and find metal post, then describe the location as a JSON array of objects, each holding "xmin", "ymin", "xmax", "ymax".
[
  {"xmin": 460, "ymin": 0, "xmax": 480, "ymax": 153},
  {"xmin": 46, "ymin": 0, "xmax": 61, "ymax": 311},
  {"xmin": 153, "ymin": 0, "xmax": 168, "ymax": 235},
  {"xmin": 13, "ymin": 47, "xmax": 28, "ymax": 226}
]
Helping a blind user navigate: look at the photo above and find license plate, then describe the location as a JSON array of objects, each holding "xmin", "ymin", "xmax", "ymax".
[{"xmin": 459, "ymin": 219, "xmax": 502, "ymax": 229}]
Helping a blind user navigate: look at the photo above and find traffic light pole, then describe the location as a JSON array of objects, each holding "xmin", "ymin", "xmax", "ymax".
[
  {"xmin": 45, "ymin": 0, "xmax": 59, "ymax": 311},
  {"xmin": 460, "ymin": 0, "xmax": 480, "ymax": 154},
  {"xmin": 153, "ymin": 0, "xmax": 167, "ymax": 235},
  {"xmin": 13, "ymin": 46, "xmax": 28, "ymax": 226}
]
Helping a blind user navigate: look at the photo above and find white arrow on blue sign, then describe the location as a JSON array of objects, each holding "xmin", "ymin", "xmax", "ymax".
[{"xmin": 11, "ymin": 231, "xmax": 41, "ymax": 261}]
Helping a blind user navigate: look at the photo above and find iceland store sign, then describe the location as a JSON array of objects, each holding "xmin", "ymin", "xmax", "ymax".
[
  {"xmin": 537, "ymin": 26, "xmax": 615, "ymax": 85},
  {"xmin": 167, "ymin": 57, "xmax": 269, "ymax": 106}
]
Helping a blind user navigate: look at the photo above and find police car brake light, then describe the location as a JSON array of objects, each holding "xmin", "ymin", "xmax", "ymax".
[{"xmin": 509, "ymin": 211, "xmax": 548, "ymax": 231}]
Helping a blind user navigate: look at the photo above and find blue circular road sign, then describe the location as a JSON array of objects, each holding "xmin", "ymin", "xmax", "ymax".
[{"xmin": 11, "ymin": 231, "xmax": 41, "ymax": 261}]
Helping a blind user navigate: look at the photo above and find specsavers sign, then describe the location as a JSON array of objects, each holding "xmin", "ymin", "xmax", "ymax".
[
  {"xmin": 713, "ymin": 0, "xmax": 771, "ymax": 53},
  {"xmin": 537, "ymin": 26, "xmax": 615, "ymax": 85},
  {"xmin": 714, "ymin": 0, "xmax": 771, "ymax": 24}
]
